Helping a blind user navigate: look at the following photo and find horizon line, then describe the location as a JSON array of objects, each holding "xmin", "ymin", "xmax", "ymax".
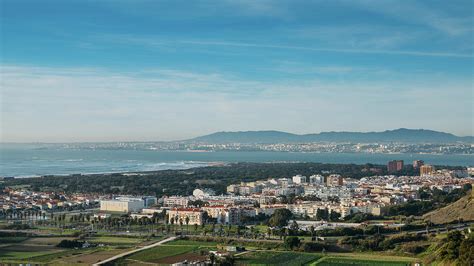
[{"xmin": 1, "ymin": 128, "xmax": 473, "ymax": 144}]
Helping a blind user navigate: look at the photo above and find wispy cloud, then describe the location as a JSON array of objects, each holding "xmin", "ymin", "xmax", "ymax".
[
  {"xmin": 1, "ymin": 64, "xmax": 472, "ymax": 142},
  {"xmin": 350, "ymin": 0, "xmax": 473, "ymax": 36},
  {"xmin": 101, "ymin": 35, "xmax": 473, "ymax": 58},
  {"xmin": 180, "ymin": 40, "xmax": 473, "ymax": 58}
]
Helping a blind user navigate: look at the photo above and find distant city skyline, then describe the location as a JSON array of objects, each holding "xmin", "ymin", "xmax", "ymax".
[{"xmin": 1, "ymin": 0, "xmax": 473, "ymax": 142}]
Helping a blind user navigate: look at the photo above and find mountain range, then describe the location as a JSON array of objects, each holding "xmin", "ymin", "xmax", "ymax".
[{"xmin": 188, "ymin": 128, "xmax": 473, "ymax": 144}]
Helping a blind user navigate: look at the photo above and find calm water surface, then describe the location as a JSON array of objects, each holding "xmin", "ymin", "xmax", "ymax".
[{"xmin": 0, "ymin": 144, "xmax": 472, "ymax": 177}]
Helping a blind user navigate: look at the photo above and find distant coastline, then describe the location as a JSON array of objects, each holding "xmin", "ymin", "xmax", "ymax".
[{"xmin": 1, "ymin": 146, "xmax": 472, "ymax": 177}]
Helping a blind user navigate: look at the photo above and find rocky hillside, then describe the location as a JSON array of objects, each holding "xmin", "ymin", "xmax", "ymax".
[{"xmin": 423, "ymin": 190, "xmax": 474, "ymax": 224}]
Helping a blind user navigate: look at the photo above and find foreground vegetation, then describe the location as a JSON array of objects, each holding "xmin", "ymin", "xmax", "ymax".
[{"xmin": 117, "ymin": 238, "xmax": 419, "ymax": 265}]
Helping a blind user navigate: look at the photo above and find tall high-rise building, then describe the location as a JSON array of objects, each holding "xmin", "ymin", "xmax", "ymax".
[
  {"xmin": 326, "ymin": 174, "xmax": 343, "ymax": 187},
  {"xmin": 420, "ymin": 165, "xmax": 435, "ymax": 176},
  {"xmin": 387, "ymin": 160, "xmax": 404, "ymax": 172},
  {"xmin": 413, "ymin": 160, "xmax": 424, "ymax": 168}
]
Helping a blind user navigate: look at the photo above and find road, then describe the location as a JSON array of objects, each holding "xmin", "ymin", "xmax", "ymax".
[{"xmin": 92, "ymin": 236, "xmax": 177, "ymax": 265}]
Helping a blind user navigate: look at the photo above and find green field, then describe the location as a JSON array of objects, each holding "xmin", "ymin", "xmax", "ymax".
[
  {"xmin": 236, "ymin": 251, "xmax": 321, "ymax": 265},
  {"xmin": 0, "ymin": 236, "xmax": 113, "ymax": 264},
  {"xmin": 0, "ymin": 250, "xmax": 60, "ymax": 260},
  {"xmin": 235, "ymin": 251, "xmax": 414, "ymax": 266},
  {"xmin": 0, "ymin": 243, "xmax": 66, "ymax": 262},
  {"xmin": 0, "ymin": 236, "xmax": 29, "ymax": 243},
  {"xmin": 121, "ymin": 238, "xmax": 219, "ymax": 264},
  {"xmin": 313, "ymin": 257, "xmax": 411, "ymax": 266},
  {"xmin": 168, "ymin": 239, "xmax": 220, "ymax": 247},
  {"xmin": 127, "ymin": 245, "xmax": 199, "ymax": 262},
  {"xmin": 87, "ymin": 236, "xmax": 143, "ymax": 245}
]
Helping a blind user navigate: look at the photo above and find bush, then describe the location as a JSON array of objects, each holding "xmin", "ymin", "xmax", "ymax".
[
  {"xmin": 4, "ymin": 223, "xmax": 32, "ymax": 230},
  {"xmin": 339, "ymin": 235, "xmax": 385, "ymax": 251},
  {"xmin": 379, "ymin": 233, "xmax": 427, "ymax": 250},
  {"xmin": 301, "ymin": 242, "xmax": 326, "ymax": 252},
  {"xmin": 57, "ymin": 239, "xmax": 84, "ymax": 248},
  {"xmin": 284, "ymin": 236, "xmax": 300, "ymax": 250},
  {"xmin": 398, "ymin": 243, "xmax": 428, "ymax": 254}
]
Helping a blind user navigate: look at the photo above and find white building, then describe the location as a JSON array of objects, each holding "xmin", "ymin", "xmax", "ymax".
[
  {"xmin": 292, "ymin": 175, "xmax": 307, "ymax": 184},
  {"xmin": 193, "ymin": 188, "xmax": 216, "ymax": 198},
  {"xmin": 163, "ymin": 196, "xmax": 189, "ymax": 207},
  {"xmin": 100, "ymin": 198, "xmax": 145, "ymax": 213},
  {"xmin": 309, "ymin": 175, "xmax": 325, "ymax": 184}
]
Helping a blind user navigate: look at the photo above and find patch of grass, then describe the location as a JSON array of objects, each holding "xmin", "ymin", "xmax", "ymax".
[
  {"xmin": 29, "ymin": 247, "xmax": 107, "ymax": 263},
  {"xmin": 23, "ymin": 236, "xmax": 74, "ymax": 245},
  {"xmin": 87, "ymin": 236, "xmax": 143, "ymax": 245},
  {"xmin": 0, "ymin": 236, "xmax": 29, "ymax": 244},
  {"xmin": 26, "ymin": 249, "xmax": 84, "ymax": 263},
  {"xmin": 323, "ymin": 252, "xmax": 415, "ymax": 262},
  {"xmin": 167, "ymin": 239, "xmax": 219, "ymax": 247},
  {"xmin": 128, "ymin": 245, "xmax": 198, "ymax": 262},
  {"xmin": 0, "ymin": 250, "xmax": 57, "ymax": 260},
  {"xmin": 314, "ymin": 257, "xmax": 411, "ymax": 266},
  {"xmin": 237, "ymin": 251, "xmax": 321, "ymax": 266}
]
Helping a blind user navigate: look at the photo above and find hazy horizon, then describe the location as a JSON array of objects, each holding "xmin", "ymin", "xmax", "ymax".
[
  {"xmin": 0, "ymin": 128, "xmax": 472, "ymax": 144},
  {"xmin": 1, "ymin": 0, "xmax": 473, "ymax": 142}
]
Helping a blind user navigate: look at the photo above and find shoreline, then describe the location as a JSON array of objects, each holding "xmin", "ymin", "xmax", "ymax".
[
  {"xmin": 1, "ymin": 160, "xmax": 470, "ymax": 180},
  {"xmin": 2, "ymin": 151, "xmax": 472, "ymax": 178},
  {"xmin": 2, "ymin": 161, "xmax": 228, "ymax": 179}
]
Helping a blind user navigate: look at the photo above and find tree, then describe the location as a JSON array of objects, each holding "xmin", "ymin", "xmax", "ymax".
[
  {"xmin": 202, "ymin": 211, "xmax": 209, "ymax": 225},
  {"xmin": 316, "ymin": 208, "xmax": 329, "ymax": 221},
  {"xmin": 441, "ymin": 231, "xmax": 463, "ymax": 260},
  {"xmin": 185, "ymin": 216, "xmax": 190, "ymax": 235},
  {"xmin": 329, "ymin": 211, "xmax": 341, "ymax": 221},
  {"xmin": 289, "ymin": 220, "xmax": 299, "ymax": 235},
  {"xmin": 209, "ymin": 252, "xmax": 216, "ymax": 265},
  {"xmin": 268, "ymin": 209, "xmax": 292, "ymax": 228},
  {"xmin": 309, "ymin": 225, "xmax": 316, "ymax": 241},
  {"xmin": 458, "ymin": 233, "xmax": 474, "ymax": 265},
  {"xmin": 284, "ymin": 236, "xmax": 301, "ymax": 250}
]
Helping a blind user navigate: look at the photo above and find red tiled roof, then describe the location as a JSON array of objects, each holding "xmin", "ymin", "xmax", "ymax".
[{"xmin": 171, "ymin": 208, "xmax": 201, "ymax": 212}]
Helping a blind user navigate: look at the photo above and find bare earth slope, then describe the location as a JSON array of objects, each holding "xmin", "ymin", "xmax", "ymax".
[{"xmin": 423, "ymin": 190, "xmax": 474, "ymax": 224}]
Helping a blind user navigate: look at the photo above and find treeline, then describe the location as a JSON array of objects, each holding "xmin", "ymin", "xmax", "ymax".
[
  {"xmin": 2, "ymin": 162, "xmax": 387, "ymax": 196},
  {"xmin": 339, "ymin": 233, "xmax": 428, "ymax": 252}
]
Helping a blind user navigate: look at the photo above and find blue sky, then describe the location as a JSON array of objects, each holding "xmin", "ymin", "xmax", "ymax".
[{"xmin": 1, "ymin": 0, "xmax": 473, "ymax": 142}]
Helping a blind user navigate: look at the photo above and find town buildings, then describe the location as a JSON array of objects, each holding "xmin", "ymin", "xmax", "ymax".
[
  {"xmin": 292, "ymin": 175, "xmax": 307, "ymax": 184},
  {"xmin": 413, "ymin": 160, "xmax": 424, "ymax": 168},
  {"xmin": 2, "ymin": 160, "xmax": 472, "ymax": 229},
  {"xmin": 420, "ymin": 165, "xmax": 435, "ymax": 176},
  {"xmin": 99, "ymin": 196, "xmax": 157, "ymax": 213},
  {"xmin": 387, "ymin": 160, "xmax": 404, "ymax": 172},
  {"xmin": 168, "ymin": 208, "xmax": 204, "ymax": 225},
  {"xmin": 326, "ymin": 174, "xmax": 343, "ymax": 187}
]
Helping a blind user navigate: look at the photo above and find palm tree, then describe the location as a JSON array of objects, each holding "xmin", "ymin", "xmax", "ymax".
[
  {"xmin": 185, "ymin": 216, "xmax": 190, "ymax": 235},
  {"xmin": 211, "ymin": 222, "xmax": 216, "ymax": 236},
  {"xmin": 236, "ymin": 226, "xmax": 241, "ymax": 238},
  {"xmin": 170, "ymin": 216, "xmax": 175, "ymax": 233},
  {"xmin": 309, "ymin": 225, "xmax": 315, "ymax": 241}
]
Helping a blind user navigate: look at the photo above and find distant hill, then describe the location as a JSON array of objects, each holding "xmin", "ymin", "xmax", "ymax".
[
  {"xmin": 423, "ymin": 190, "xmax": 474, "ymax": 224},
  {"xmin": 188, "ymin": 128, "xmax": 473, "ymax": 144}
]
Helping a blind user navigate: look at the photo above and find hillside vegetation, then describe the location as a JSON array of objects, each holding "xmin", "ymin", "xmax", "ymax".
[{"xmin": 423, "ymin": 190, "xmax": 474, "ymax": 224}]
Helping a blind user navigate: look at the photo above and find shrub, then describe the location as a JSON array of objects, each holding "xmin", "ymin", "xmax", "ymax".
[{"xmin": 57, "ymin": 239, "xmax": 84, "ymax": 248}]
